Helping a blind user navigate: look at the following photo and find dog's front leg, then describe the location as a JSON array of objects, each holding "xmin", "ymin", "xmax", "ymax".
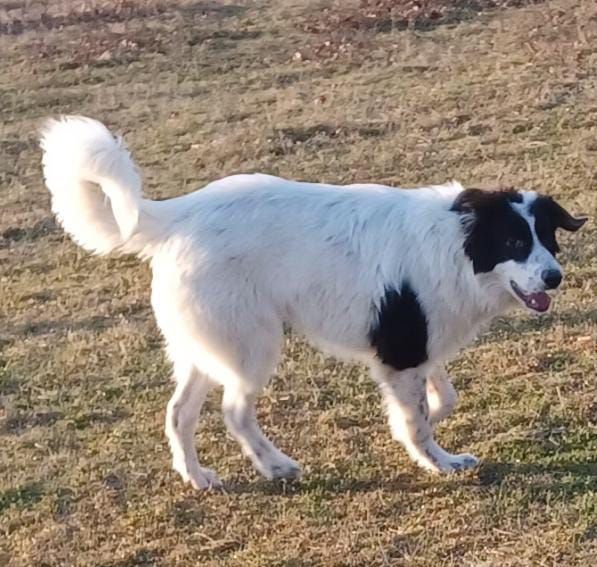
[
  {"xmin": 371, "ymin": 362, "xmax": 477, "ymax": 473},
  {"xmin": 427, "ymin": 364, "xmax": 458, "ymax": 426}
]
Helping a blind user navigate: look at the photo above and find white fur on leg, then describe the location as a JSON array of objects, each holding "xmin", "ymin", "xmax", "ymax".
[
  {"xmin": 372, "ymin": 364, "xmax": 478, "ymax": 473},
  {"xmin": 165, "ymin": 366, "xmax": 222, "ymax": 490},
  {"xmin": 222, "ymin": 386, "xmax": 301, "ymax": 480},
  {"xmin": 427, "ymin": 365, "xmax": 459, "ymax": 426}
]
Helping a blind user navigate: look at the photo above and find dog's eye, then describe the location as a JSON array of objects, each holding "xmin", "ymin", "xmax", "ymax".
[{"xmin": 506, "ymin": 238, "xmax": 525, "ymax": 250}]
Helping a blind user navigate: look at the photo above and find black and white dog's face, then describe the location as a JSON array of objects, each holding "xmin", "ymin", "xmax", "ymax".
[{"xmin": 453, "ymin": 189, "xmax": 586, "ymax": 313}]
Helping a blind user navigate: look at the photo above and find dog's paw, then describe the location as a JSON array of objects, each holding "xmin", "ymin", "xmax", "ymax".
[
  {"xmin": 416, "ymin": 451, "xmax": 479, "ymax": 474},
  {"xmin": 189, "ymin": 467, "xmax": 224, "ymax": 490},
  {"xmin": 173, "ymin": 460, "xmax": 223, "ymax": 490},
  {"xmin": 259, "ymin": 454, "xmax": 302, "ymax": 481},
  {"xmin": 270, "ymin": 461, "xmax": 302, "ymax": 481},
  {"xmin": 441, "ymin": 453, "xmax": 479, "ymax": 473}
]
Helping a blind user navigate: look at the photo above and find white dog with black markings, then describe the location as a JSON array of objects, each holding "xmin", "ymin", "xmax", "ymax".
[{"xmin": 40, "ymin": 117, "xmax": 586, "ymax": 489}]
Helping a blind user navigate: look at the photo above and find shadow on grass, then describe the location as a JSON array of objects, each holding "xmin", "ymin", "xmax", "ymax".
[
  {"xmin": 10, "ymin": 316, "xmax": 115, "ymax": 338},
  {"xmin": 0, "ymin": 217, "xmax": 58, "ymax": 246},
  {"xmin": 224, "ymin": 471, "xmax": 472, "ymax": 497},
  {"xmin": 223, "ymin": 459, "xmax": 596, "ymax": 497},
  {"xmin": 9, "ymin": 301, "xmax": 152, "ymax": 340},
  {"xmin": 481, "ymin": 308, "xmax": 597, "ymax": 344},
  {"xmin": 478, "ymin": 460, "xmax": 597, "ymax": 486},
  {"xmin": 0, "ymin": 483, "xmax": 43, "ymax": 514}
]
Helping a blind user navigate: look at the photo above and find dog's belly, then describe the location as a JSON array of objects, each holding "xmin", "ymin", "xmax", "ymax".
[{"xmin": 284, "ymin": 293, "xmax": 375, "ymax": 359}]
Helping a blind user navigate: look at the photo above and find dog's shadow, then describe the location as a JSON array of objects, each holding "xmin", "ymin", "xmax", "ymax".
[
  {"xmin": 477, "ymin": 460, "xmax": 596, "ymax": 486},
  {"xmin": 223, "ymin": 460, "xmax": 596, "ymax": 497},
  {"xmin": 225, "ymin": 473, "xmax": 424, "ymax": 496},
  {"xmin": 481, "ymin": 308, "xmax": 597, "ymax": 344}
]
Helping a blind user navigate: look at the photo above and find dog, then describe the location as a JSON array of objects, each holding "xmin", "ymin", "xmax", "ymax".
[{"xmin": 40, "ymin": 116, "xmax": 586, "ymax": 489}]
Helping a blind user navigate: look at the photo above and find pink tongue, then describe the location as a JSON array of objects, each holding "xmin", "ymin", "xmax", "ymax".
[{"xmin": 529, "ymin": 292, "xmax": 551, "ymax": 312}]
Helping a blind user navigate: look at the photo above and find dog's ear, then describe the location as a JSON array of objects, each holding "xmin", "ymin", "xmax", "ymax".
[
  {"xmin": 545, "ymin": 197, "xmax": 587, "ymax": 232},
  {"xmin": 451, "ymin": 187, "xmax": 522, "ymax": 214},
  {"xmin": 451, "ymin": 188, "xmax": 485, "ymax": 214}
]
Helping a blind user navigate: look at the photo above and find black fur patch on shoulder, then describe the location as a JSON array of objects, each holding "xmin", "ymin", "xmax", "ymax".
[
  {"xmin": 451, "ymin": 188, "xmax": 532, "ymax": 273},
  {"xmin": 370, "ymin": 282, "xmax": 428, "ymax": 370}
]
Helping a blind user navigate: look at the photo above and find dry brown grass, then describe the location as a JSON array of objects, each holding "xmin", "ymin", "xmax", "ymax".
[{"xmin": 0, "ymin": 0, "xmax": 596, "ymax": 565}]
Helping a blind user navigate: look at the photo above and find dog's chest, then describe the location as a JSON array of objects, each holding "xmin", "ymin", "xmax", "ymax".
[{"xmin": 426, "ymin": 305, "xmax": 487, "ymax": 361}]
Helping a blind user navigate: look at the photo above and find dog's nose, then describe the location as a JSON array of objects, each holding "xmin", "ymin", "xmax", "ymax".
[{"xmin": 542, "ymin": 269, "xmax": 562, "ymax": 290}]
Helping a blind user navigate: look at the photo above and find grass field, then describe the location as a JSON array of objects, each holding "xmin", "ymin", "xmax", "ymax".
[{"xmin": 1, "ymin": 0, "xmax": 596, "ymax": 565}]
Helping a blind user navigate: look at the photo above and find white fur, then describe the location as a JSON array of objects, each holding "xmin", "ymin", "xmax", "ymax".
[{"xmin": 40, "ymin": 116, "xmax": 560, "ymax": 488}]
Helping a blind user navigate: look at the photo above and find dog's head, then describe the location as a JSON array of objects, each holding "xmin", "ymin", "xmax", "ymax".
[{"xmin": 452, "ymin": 188, "xmax": 586, "ymax": 313}]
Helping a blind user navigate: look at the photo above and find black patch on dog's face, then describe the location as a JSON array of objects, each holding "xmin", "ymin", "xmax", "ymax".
[
  {"xmin": 370, "ymin": 282, "xmax": 428, "ymax": 370},
  {"xmin": 530, "ymin": 196, "xmax": 587, "ymax": 256},
  {"xmin": 530, "ymin": 197, "xmax": 560, "ymax": 256},
  {"xmin": 451, "ymin": 188, "xmax": 533, "ymax": 274}
]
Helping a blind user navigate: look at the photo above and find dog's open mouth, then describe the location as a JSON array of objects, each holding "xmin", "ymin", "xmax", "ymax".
[{"xmin": 510, "ymin": 280, "xmax": 551, "ymax": 313}]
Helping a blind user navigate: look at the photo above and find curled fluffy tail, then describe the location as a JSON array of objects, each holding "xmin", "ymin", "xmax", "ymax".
[{"xmin": 41, "ymin": 116, "xmax": 150, "ymax": 256}]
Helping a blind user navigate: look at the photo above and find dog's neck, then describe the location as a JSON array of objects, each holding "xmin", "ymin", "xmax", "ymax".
[{"xmin": 421, "ymin": 251, "xmax": 518, "ymax": 362}]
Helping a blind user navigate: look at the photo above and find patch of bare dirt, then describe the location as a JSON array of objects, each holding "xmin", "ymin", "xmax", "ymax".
[
  {"xmin": 0, "ymin": 0, "xmax": 246, "ymax": 36},
  {"xmin": 3, "ymin": 1, "xmax": 250, "ymax": 67},
  {"xmin": 299, "ymin": 0, "xmax": 543, "ymax": 60},
  {"xmin": 268, "ymin": 123, "xmax": 390, "ymax": 155},
  {"xmin": 0, "ymin": 0, "xmax": 167, "ymax": 36}
]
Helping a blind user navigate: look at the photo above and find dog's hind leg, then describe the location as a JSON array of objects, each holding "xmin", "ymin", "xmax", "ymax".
[
  {"xmin": 165, "ymin": 361, "xmax": 221, "ymax": 490},
  {"xmin": 217, "ymin": 327, "xmax": 301, "ymax": 481},
  {"xmin": 371, "ymin": 362, "xmax": 477, "ymax": 473},
  {"xmin": 223, "ymin": 383, "xmax": 301, "ymax": 481},
  {"xmin": 427, "ymin": 364, "xmax": 458, "ymax": 426}
]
